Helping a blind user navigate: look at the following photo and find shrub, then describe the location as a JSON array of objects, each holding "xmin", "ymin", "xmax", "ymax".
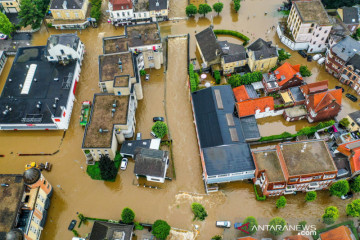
[
  {"xmin": 329, "ymin": 180, "xmax": 349, "ymax": 197},
  {"xmin": 227, "ymin": 71, "xmax": 262, "ymax": 88},
  {"xmin": 212, "ymin": 236, "xmax": 222, "ymax": 240},
  {"xmin": 121, "ymin": 207, "xmax": 135, "ymax": 224},
  {"xmin": 214, "ymin": 70, "xmax": 221, "ymax": 84},
  {"xmin": 186, "ymin": 4, "xmax": 197, "ymax": 17},
  {"xmin": 189, "ymin": 64, "xmax": 198, "ymax": 92},
  {"xmin": 339, "ymin": 118, "xmax": 350, "ymax": 128},
  {"xmin": 191, "ymin": 202, "xmax": 208, "ymax": 221},
  {"xmin": 152, "ymin": 220, "xmax": 171, "ymax": 240},
  {"xmin": 300, "ymin": 65, "xmax": 312, "ymax": 77},
  {"xmin": 298, "ymin": 221, "xmax": 307, "ymax": 230},
  {"xmin": 213, "ymin": 2, "xmax": 224, "ymax": 15},
  {"xmin": 269, "ymin": 217, "xmax": 286, "ymax": 236},
  {"xmin": 276, "ymin": 196, "xmax": 286, "ymax": 208},
  {"xmin": 140, "ymin": 69, "xmax": 146, "ymax": 76},
  {"xmin": 346, "ymin": 199, "xmax": 360, "ymax": 217},
  {"xmin": 90, "ymin": 0, "xmax": 102, "ymax": 22},
  {"xmin": 322, "ymin": 206, "xmax": 339, "ymax": 225},
  {"xmin": 278, "ymin": 49, "xmax": 291, "ymax": 61},
  {"xmin": 243, "ymin": 216, "xmax": 258, "ymax": 235},
  {"xmin": 305, "ymin": 191, "xmax": 317, "ymax": 202},
  {"xmin": 213, "ymin": 29, "xmax": 250, "ymax": 45},
  {"xmin": 350, "ymin": 175, "xmax": 360, "ymax": 192},
  {"xmin": 233, "ymin": 0, "xmax": 241, "ymax": 12},
  {"xmin": 72, "ymin": 229, "xmax": 79, "ymax": 237},
  {"xmin": 99, "ymin": 155, "xmax": 118, "ymax": 181},
  {"xmin": 274, "ymin": 104, "xmax": 284, "ymax": 109},
  {"xmin": 152, "ymin": 121, "xmax": 168, "ymax": 139},
  {"xmin": 253, "ymin": 184, "xmax": 266, "ymax": 201},
  {"xmin": 135, "ymin": 222, "xmax": 144, "ymax": 230},
  {"xmin": 47, "ymin": 23, "xmax": 53, "ymax": 28}
]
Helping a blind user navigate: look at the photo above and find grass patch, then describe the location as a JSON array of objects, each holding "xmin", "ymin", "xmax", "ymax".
[
  {"xmin": 313, "ymin": 220, "xmax": 359, "ymax": 240},
  {"xmin": 254, "ymin": 184, "xmax": 266, "ymax": 201},
  {"xmin": 86, "ymin": 153, "xmax": 122, "ymax": 182}
]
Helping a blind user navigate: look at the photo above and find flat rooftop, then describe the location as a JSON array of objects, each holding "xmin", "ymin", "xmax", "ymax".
[
  {"xmin": 280, "ymin": 140, "xmax": 337, "ymax": 176},
  {"xmin": 284, "ymin": 105, "xmax": 307, "ymax": 118},
  {"xmin": 253, "ymin": 150, "xmax": 285, "ymax": 182},
  {"xmin": 294, "ymin": 0, "xmax": 331, "ymax": 25},
  {"xmin": 103, "ymin": 36, "xmax": 128, "ymax": 54},
  {"xmin": 0, "ymin": 174, "xmax": 24, "ymax": 238},
  {"xmin": 0, "ymin": 46, "xmax": 76, "ymax": 124},
  {"xmin": 126, "ymin": 23, "xmax": 161, "ymax": 48},
  {"xmin": 99, "ymin": 52, "xmax": 135, "ymax": 82},
  {"xmin": 83, "ymin": 94, "xmax": 129, "ymax": 148}
]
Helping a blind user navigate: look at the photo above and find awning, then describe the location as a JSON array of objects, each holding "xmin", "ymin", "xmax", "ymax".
[
  {"xmin": 251, "ymin": 81, "xmax": 264, "ymax": 90},
  {"xmin": 281, "ymin": 92, "xmax": 293, "ymax": 104}
]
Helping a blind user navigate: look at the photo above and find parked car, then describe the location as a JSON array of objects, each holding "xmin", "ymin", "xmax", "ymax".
[
  {"xmin": 216, "ymin": 221, "xmax": 231, "ymax": 228},
  {"xmin": 145, "ymin": 74, "xmax": 150, "ymax": 81},
  {"xmin": 298, "ymin": 50, "xmax": 307, "ymax": 58},
  {"xmin": 335, "ymin": 86, "xmax": 345, "ymax": 92},
  {"xmin": 313, "ymin": 54, "xmax": 322, "ymax": 61},
  {"xmin": 346, "ymin": 93, "xmax": 358, "ymax": 102},
  {"xmin": 317, "ymin": 57, "xmax": 326, "ymax": 65},
  {"xmin": 234, "ymin": 222, "xmax": 242, "ymax": 229},
  {"xmin": 68, "ymin": 220, "xmax": 77, "ymax": 231},
  {"xmin": 0, "ymin": 34, "xmax": 8, "ymax": 40},
  {"xmin": 307, "ymin": 55, "xmax": 312, "ymax": 62},
  {"xmin": 153, "ymin": 117, "xmax": 164, "ymax": 122},
  {"xmin": 136, "ymin": 132, "xmax": 142, "ymax": 140},
  {"xmin": 341, "ymin": 192, "xmax": 353, "ymax": 200},
  {"xmin": 120, "ymin": 158, "xmax": 128, "ymax": 170}
]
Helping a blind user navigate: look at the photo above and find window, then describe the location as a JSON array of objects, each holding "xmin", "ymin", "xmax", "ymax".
[
  {"xmin": 313, "ymin": 175, "xmax": 322, "ymax": 180},
  {"xmin": 300, "ymin": 177, "xmax": 312, "ymax": 182},
  {"xmin": 321, "ymin": 37, "xmax": 324, "ymax": 41},
  {"xmin": 289, "ymin": 178, "xmax": 298, "ymax": 182},
  {"xmin": 57, "ymin": 12, "xmax": 61, "ymax": 17},
  {"xmin": 60, "ymin": 49, "xmax": 65, "ymax": 55},
  {"xmin": 308, "ymin": 29, "xmax": 313, "ymax": 33},
  {"xmin": 65, "ymin": 12, "xmax": 70, "ymax": 18},
  {"xmin": 75, "ymin": 12, "xmax": 79, "ymax": 18},
  {"xmin": 319, "ymin": 27, "xmax": 322, "ymax": 30},
  {"xmin": 121, "ymin": 6, "xmax": 124, "ymax": 9},
  {"xmin": 310, "ymin": 48, "xmax": 313, "ymax": 52},
  {"xmin": 324, "ymin": 174, "xmax": 336, "ymax": 179},
  {"xmin": 311, "ymin": 23, "xmax": 314, "ymax": 27},
  {"xmin": 318, "ymin": 44, "xmax": 321, "ymax": 48},
  {"xmin": 29, "ymin": 225, "xmax": 37, "ymax": 234},
  {"xmin": 117, "ymin": 12, "xmax": 120, "ymax": 17},
  {"xmin": 313, "ymin": 41, "xmax": 316, "ymax": 44},
  {"xmin": 324, "ymin": 30, "xmax": 327, "ymax": 34},
  {"xmin": 122, "ymin": 12, "xmax": 125, "ymax": 17},
  {"xmin": 44, "ymin": 180, "xmax": 46, "ymax": 185},
  {"xmin": 148, "ymin": 56, "xmax": 154, "ymax": 60},
  {"xmin": 316, "ymin": 34, "xmax": 319, "ymax": 37}
]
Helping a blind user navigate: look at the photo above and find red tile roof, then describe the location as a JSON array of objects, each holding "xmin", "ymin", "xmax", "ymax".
[
  {"xmin": 307, "ymin": 89, "xmax": 342, "ymax": 113},
  {"xmin": 319, "ymin": 225, "xmax": 353, "ymax": 240},
  {"xmin": 233, "ymin": 85, "xmax": 250, "ymax": 102},
  {"xmin": 350, "ymin": 148, "xmax": 360, "ymax": 173},
  {"xmin": 274, "ymin": 62, "xmax": 303, "ymax": 86},
  {"xmin": 284, "ymin": 236, "xmax": 309, "ymax": 240},
  {"xmin": 337, "ymin": 139, "xmax": 360, "ymax": 156},
  {"xmin": 237, "ymin": 237, "xmax": 257, "ymax": 240},
  {"xmin": 300, "ymin": 80, "xmax": 328, "ymax": 95},
  {"xmin": 236, "ymin": 96, "xmax": 274, "ymax": 117},
  {"xmin": 109, "ymin": 0, "xmax": 132, "ymax": 11}
]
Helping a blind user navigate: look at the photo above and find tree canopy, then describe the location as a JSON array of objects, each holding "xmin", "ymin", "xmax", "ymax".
[
  {"xmin": 329, "ymin": 180, "xmax": 350, "ymax": 197},
  {"xmin": 269, "ymin": 217, "xmax": 286, "ymax": 236},
  {"xmin": 198, "ymin": 4, "xmax": 212, "ymax": 16},
  {"xmin": 346, "ymin": 199, "xmax": 360, "ymax": 217},
  {"xmin": 152, "ymin": 121, "xmax": 168, "ymax": 139},
  {"xmin": 121, "ymin": 207, "xmax": 135, "ymax": 224},
  {"xmin": 243, "ymin": 216, "xmax": 258, "ymax": 235},
  {"xmin": 99, "ymin": 155, "xmax": 118, "ymax": 181},
  {"xmin": 278, "ymin": 49, "xmax": 291, "ymax": 61},
  {"xmin": 0, "ymin": 12, "xmax": 14, "ymax": 37},
  {"xmin": 350, "ymin": 175, "xmax": 360, "ymax": 193},
  {"xmin": 186, "ymin": 4, "xmax": 197, "ymax": 17},
  {"xmin": 152, "ymin": 220, "xmax": 171, "ymax": 240},
  {"xmin": 233, "ymin": 0, "xmax": 241, "ymax": 13},
  {"xmin": 322, "ymin": 206, "xmax": 339, "ymax": 225},
  {"xmin": 305, "ymin": 191, "xmax": 317, "ymax": 202},
  {"xmin": 300, "ymin": 65, "xmax": 312, "ymax": 77},
  {"xmin": 18, "ymin": 0, "xmax": 44, "ymax": 29},
  {"xmin": 213, "ymin": 2, "xmax": 224, "ymax": 15},
  {"xmin": 339, "ymin": 118, "xmax": 350, "ymax": 128},
  {"xmin": 227, "ymin": 71, "xmax": 262, "ymax": 88},
  {"xmin": 276, "ymin": 196, "xmax": 286, "ymax": 208},
  {"xmin": 191, "ymin": 202, "xmax": 208, "ymax": 221},
  {"xmin": 322, "ymin": 0, "xmax": 357, "ymax": 9}
]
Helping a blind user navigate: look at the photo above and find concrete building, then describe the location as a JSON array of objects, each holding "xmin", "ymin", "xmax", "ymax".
[
  {"xmin": 46, "ymin": 34, "xmax": 85, "ymax": 63},
  {"xmin": 1, "ymin": 0, "xmax": 20, "ymax": 13},
  {"xmin": 49, "ymin": 0, "xmax": 90, "ymax": 29},
  {"xmin": 0, "ymin": 168, "xmax": 53, "ymax": 240},
  {"xmin": 108, "ymin": 0, "xmax": 133, "ymax": 26},
  {"xmin": 337, "ymin": 7, "xmax": 359, "ymax": 33},
  {"xmin": 319, "ymin": 225, "xmax": 356, "ymax": 240},
  {"xmin": 253, "ymin": 140, "xmax": 338, "ymax": 196},
  {"xmin": 341, "ymin": 54, "xmax": 360, "ymax": 94},
  {"xmin": 247, "ymin": 38, "xmax": 278, "ymax": 72},
  {"xmin": 0, "ymin": 34, "xmax": 84, "ymax": 130}
]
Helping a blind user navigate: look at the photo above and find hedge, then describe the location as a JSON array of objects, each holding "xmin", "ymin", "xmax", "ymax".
[
  {"xmin": 189, "ymin": 64, "xmax": 198, "ymax": 92},
  {"xmin": 313, "ymin": 220, "xmax": 359, "ymax": 240},
  {"xmin": 213, "ymin": 29, "xmax": 250, "ymax": 45},
  {"xmin": 254, "ymin": 184, "xmax": 266, "ymax": 201}
]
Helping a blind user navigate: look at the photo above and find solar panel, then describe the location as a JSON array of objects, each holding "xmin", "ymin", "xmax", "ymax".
[{"xmin": 226, "ymin": 113, "xmax": 235, "ymax": 126}]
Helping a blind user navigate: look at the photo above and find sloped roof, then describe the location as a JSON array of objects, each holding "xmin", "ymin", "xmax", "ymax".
[
  {"xmin": 149, "ymin": 0, "xmax": 168, "ymax": 11},
  {"xmin": 247, "ymin": 38, "xmax": 278, "ymax": 60},
  {"xmin": 348, "ymin": 110, "xmax": 360, "ymax": 124},
  {"xmin": 341, "ymin": 7, "xmax": 359, "ymax": 25},
  {"xmin": 347, "ymin": 54, "xmax": 360, "ymax": 70},
  {"xmin": 134, "ymin": 148, "xmax": 168, "ymax": 178},
  {"xmin": 50, "ymin": 0, "xmax": 84, "ymax": 9},
  {"xmin": 300, "ymin": 80, "xmax": 328, "ymax": 95},
  {"xmin": 350, "ymin": 148, "xmax": 360, "ymax": 173},
  {"xmin": 319, "ymin": 225, "xmax": 353, "ymax": 240},
  {"xmin": 236, "ymin": 97, "xmax": 274, "ymax": 117},
  {"xmin": 89, "ymin": 221, "xmax": 134, "ymax": 240},
  {"xmin": 284, "ymin": 236, "xmax": 309, "ymax": 240},
  {"xmin": 109, "ymin": 0, "xmax": 132, "ymax": 11},
  {"xmin": 308, "ymin": 89, "xmax": 342, "ymax": 113},
  {"xmin": 332, "ymin": 36, "xmax": 360, "ymax": 62},
  {"xmin": 337, "ymin": 139, "xmax": 360, "ymax": 156},
  {"xmin": 195, "ymin": 27, "xmax": 221, "ymax": 64},
  {"xmin": 274, "ymin": 62, "xmax": 302, "ymax": 86},
  {"xmin": 218, "ymin": 41, "xmax": 247, "ymax": 63},
  {"xmin": 233, "ymin": 85, "xmax": 250, "ymax": 102}
]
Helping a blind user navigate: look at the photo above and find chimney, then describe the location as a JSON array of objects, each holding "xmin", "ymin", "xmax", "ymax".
[{"xmin": 62, "ymin": 0, "xmax": 67, "ymax": 9}]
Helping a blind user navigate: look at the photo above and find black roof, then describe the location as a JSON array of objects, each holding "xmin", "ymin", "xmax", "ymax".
[
  {"xmin": 50, "ymin": 0, "xmax": 85, "ymax": 9},
  {"xmin": 149, "ymin": 0, "xmax": 168, "ymax": 10},
  {"xmin": 341, "ymin": 7, "xmax": 359, "ymax": 25},
  {"xmin": 290, "ymin": 86, "xmax": 305, "ymax": 102},
  {"xmin": 89, "ymin": 221, "xmax": 134, "ymax": 240},
  {"xmin": 134, "ymin": 148, "xmax": 168, "ymax": 178},
  {"xmin": 247, "ymin": 38, "xmax": 278, "ymax": 60},
  {"xmin": 349, "ymin": 110, "xmax": 360, "ymax": 124},
  {"xmin": 120, "ymin": 139, "xmax": 152, "ymax": 156},
  {"xmin": 347, "ymin": 54, "xmax": 360, "ymax": 70},
  {"xmin": 195, "ymin": 27, "xmax": 221, "ymax": 63},
  {"xmin": 203, "ymin": 144, "xmax": 255, "ymax": 176},
  {"xmin": 0, "ymin": 46, "xmax": 77, "ymax": 125},
  {"xmin": 46, "ymin": 34, "xmax": 80, "ymax": 53},
  {"xmin": 240, "ymin": 115, "xmax": 261, "ymax": 140},
  {"xmin": 218, "ymin": 41, "xmax": 247, "ymax": 63}
]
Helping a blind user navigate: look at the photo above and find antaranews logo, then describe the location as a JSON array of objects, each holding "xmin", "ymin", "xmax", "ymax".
[{"xmin": 238, "ymin": 222, "xmax": 317, "ymax": 236}]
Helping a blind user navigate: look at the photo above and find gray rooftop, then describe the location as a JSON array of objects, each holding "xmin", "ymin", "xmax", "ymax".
[
  {"xmin": 341, "ymin": 7, "xmax": 359, "ymax": 25},
  {"xmin": 195, "ymin": 27, "xmax": 222, "ymax": 64},
  {"xmin": 47, "ymin": 34, "xmax": 80, "ymax": 53},
  {"xmin": 332, "ymin": 36, "xmax": 360, "ymax": 62},
  {"xmin": 289, "ymin": 86, "xmax": 305, "ymax": 102},
  {"xmin": 247, "ymin": 38, "xmax": 278, "ymax": 60},
  {"xmin": 348, "ymin": 110, "xmax": 360, "ymax": 125},
  {"xmin": 50, "ymin": 0, "xmax": 85, "ymax": 9},
  {"xmin": 293, "ymin": 0, "xmax": 331, "ymax": 25},
  {"xmin": 89, "ymin": 221, "xmax": 134, "ymax": 240},
  {"xmin": 149, "ymin": 0, "xmax": 167, "ymax": 11},
  {"xmin": 245, "ymin": 85, "xmax": 258, "ymax": 99},
  {"xmin": 347, "ymin": 54, "xmax": 360, "ymax": 70},
  {"xmin": 240, "ymin": 115, "xmax": 261, "ymax": 141},
  {"xmin": 134, "ymin": 148, "xmax": 169, "ymax": 178},
  {"xmin": 218, "ymin": 41, "xmax": 247, "ymax": 63}
]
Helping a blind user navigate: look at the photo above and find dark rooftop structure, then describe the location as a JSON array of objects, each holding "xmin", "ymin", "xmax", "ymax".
[
  {"xmin": 247, "ymin": 38, "xmax": 278, "ymax": 60},
  {"xmin": 340, "ymin": 7, "xmax": 359, "ymax": 25},
  {"xmin": 280, "ymin": 140, "xmax": 337, "ymax": 176},
  {"xmin": 0, "ymin": 174, "xmax": 24, "ymax": 239},
  {"xmin": 0, "ymin": 46, "xmax": 77, "ymax": 127},
  {"xmin": 293, "ymin": 0, "xmax": 331, "ymax": 25},
  {"xmin": 99, "ymin": 52, "xmax": 135, "ymax": 82},
  {"xmin": 253, "ymin": 149, "xmax": 286, "ymax": 182},
  {"xmin": 89, "ymin": 221, "xmax": 134, "ymax": 240},
  {"xmin": 46, "ymin": 34, "xmax": 80, "ymax": 52},
  {"xmin": 50, "ymin": 0, "xmax": 85, "ymax": 9},
  {"xmin": 347, "ymin": 54, "xmax": 360, "ymax": 70},
  {"xmin": 289, "ymin": 86, "xmax": 305, "ymax": 102},
  {"xmin": 134, "ymin": 148, "xmax": 169, "ymax": 178},
  {"xmin": 218, "ymin": 41, "xmax": 247, "ymax": 63},
  {"xmin": 240, "ymin": 116, "xmax": 261, "ymax": 141},
  {"xmin": 83, "ymin": 94, "xmax": 130, "ymax": 148},
  {"xmin": 244, "ymin": 85, "xmax": 258, "ymax": 99},
  {"xmin": 149, "ymin": 0, "xmax": 168, "ymax": 11},
  {"xmin": 348, "ymin": 110, "xmax": 360, "ymax": 125},
  {"xmin": 332, "ymin": 36, "xmax": 360, "ymax": 62},
  {"xmin": 195, "ymin": 27, "xmax": 222, "ymax": 64},
  {"xmin": 120, "ymin": 138, "xmax": 161, "ymax": 158}
]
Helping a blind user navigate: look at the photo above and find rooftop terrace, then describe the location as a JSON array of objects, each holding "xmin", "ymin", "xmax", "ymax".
[
  {"xmin": 99, "ymin": 52, "xmax": 135, "ymax": 82},
  {"xmin": 253, "ymin": 150, "xmax": 285, "ymax": 182}
]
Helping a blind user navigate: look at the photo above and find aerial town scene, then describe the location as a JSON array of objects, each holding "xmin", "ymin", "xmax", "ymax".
[{"xmin": 1, "ymin": 0, "xmax": 360, "ymax": 239}]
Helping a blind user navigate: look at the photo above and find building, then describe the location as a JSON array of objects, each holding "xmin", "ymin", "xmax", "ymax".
[
  {"xmin": 0, "ymin": 34, "xmax": 84, "ymax": 130},
  {"xmin": 325, "ymin": 36, "xmax": 360, "ymax": 79},
  {"xmin": 195, "ymin": 27, "xmax": 222, "ymax": 68},
  {"xmin": 300, "ymin": 80, "xmax": 328, "ymax": 95},
  {"xmin": 286, "ymin": 0, "xmax": 332, "ymax": 53},
  {"xmin": 120, "ymin": 138, "xmax": 161, "ymax": 158},
  {"xmin": 346, "ymin": 110, "xmax": 360, "ymax": 132},
  {"xmin": 0, "ymin": 168, "xmax": 53, "ymax": 240},
  {"xmin": 149, "ymin": 0, "xmax": 169, "ymax": 22},
  {"xmin": 319, "ymin": 225, "xmax": 355, "ymax": 240},
  {"xmin": 108, "ymin": 0, "xmax": 133, "ymax": 26},
  {"xmin": 1, "ymin": 0, "xmax": 20, "ymax": 13},
  {"xmin": 247, "ymin": 38, "xmax": 278, "ymax": 72},
  {"xmin": 133, "ymin": 148, "xmax": 169, "ymax": 183},
  {"xmin": 253, "ymin": 140, "xmax": 338, "ymax": 196},
  {"xmin": 191, "ymin": 85, "xmax": 258, "ymax": 193},
  {"xmin": 0, "ymin": 51, "xmax": 7, "ymax": 76},
  {"xmin": 89, "ymin": 221, "xmax": 134, "ymax": 240},
  {"xmin": 220, "ymin": 41, "xmax": 248, "ymax": 74},
  {"xmin": 233, "ymin": 85, "xmax": 258, "ymax": 102},
  {"xmin": 82, "ymin": 94, "xmax": 137, "ymax": 164},
  {"xmin": 235, "ymin": 97, "xmax": 275, "ymax": 119},
  {"xmin": 341, "ymin": 54, "xmax": 360, "ymax": 94},
  {"xmin": 337, "ymin": 7, "xmax": 359, "ymax": 33},
  {"xmin": 46, "ymin": 34, "xmax": 85, "ymax": 63},
  {"xmin": 337, "ymin": 140, "xmax": 360, "ymax": 177},
  {"xmin": 49, "ymin": 0, "xmax": 90, "ymax": 29},
  {"xmin": 262, "ymin": 62, "xmax": 303, "ymax": 93}
]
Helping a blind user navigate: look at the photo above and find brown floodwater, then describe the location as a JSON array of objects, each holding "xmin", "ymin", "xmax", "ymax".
[{"xmin": 0, "ymin": 0, "xmax": 357, "ymax": 239}]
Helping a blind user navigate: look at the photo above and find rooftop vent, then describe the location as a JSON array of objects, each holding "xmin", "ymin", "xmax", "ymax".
[
  {"xmin": 99, "ymin": 128, "xmax": 109, "ymax": 133},
  {"xmin": 113, "ymin": 100, "xmax": 117, "ymax": 108},
  {"xmin": 111, "ymin": 108, "xmax": 116, "ymax": 117},
  {"xmin": 156, "ymin": 0, "xmax": 159, "ymax": 7},
  {"xmin": 21, "ymin": 64, "xmax": 37, "ymax": 95},
  {"xmin": 36, "ymin": 101, "xmax": 42, "ymax": 110}
]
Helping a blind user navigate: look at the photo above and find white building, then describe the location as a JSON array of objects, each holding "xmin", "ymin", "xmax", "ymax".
[
  {"xmin": 108, "ymin": 0, "xmax": 134, "ymax": 26},
  {"xmin": 46, "ymin": 34, "xmax": 85, "ymax": 63}
]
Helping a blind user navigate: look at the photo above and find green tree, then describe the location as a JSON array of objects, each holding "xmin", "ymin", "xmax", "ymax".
[
  {"xmin": 214, "ymin": 70, "xmax": 221, "ymax": 84},
  {"xmin": 350, "ymin": 175, "xmax": 360, "ymax": 193},
  {"xmin": 329, "ymin": 180, "xmax": 350, "ymax": 197},
  {"xmin": 0, "ymin": 12, "xmax": 14, "ymax": 37},
  {"xmin": 152, "ymin": 121, "xmax": 168, "ymax": 138},
  {"xmin": 140, "ymin": 69, "xmax": 146, "ymax": 76},
  {"xmin": 346, "ymin": 199, "xmax": 360, "ymax": 217},
  {"xmin": 121, "ymin": 207, "xmax": 135, "ymax": 224},
  {"xmin": 278, "ymin": 49, "xmax": 291, "ymax": 61},
  {"xmin": 191, "ymin": 202, "xmax": 208, "ymax": 221},
  {"xmin": 90, "ymin": 0, "xmax": 102, "ymax": 22},
  {"xmin": 243, "ymin": 216, "xmax": 258, "ymax": 235},
  {"xmin": 198, "ymin": 4, "xmax": 212, "ymax": 17},
  {"xmin": 18, "ymin": 0, "xmax": 44, "ymax": 29},
  {"xmin": 212, "ymin": 236, "xmax": 222, "ymax": 240},
  {"xmin": 322, "ymin": 0, "xmax": 357, "ymax": 9},
  {"xmin": 322, "ymin": 206, "xmax": 339, "ymax": 225},
  {"xmin": 268, "ymin": 217, "xmax": 286, "ymax": 236},
  {"xmin": 353, "ymin": 28, "xmax": 360, "ymax": 41},
  {"xmin": 305, "ymin": 191, "xmax": 317, "ymax": 202},
  {"xmin": 339, "ymin": 118, "xmax": 350, "ymax": 128},
  {"xmin": 233, "ymin": 0, "xmax": 241, "ymax": 13},
  {"xmin": 298, "ymin": 221, "xmax": 307, "ymax": 230},
  {"xmin": 152, "ymin": 220, "xmax": 171, "ymax": 240},
  {"xmin": 300, "ymin": 65, "xmax": 312, "ymax": 77},
  {"xmin": 213, "ymin": 2, "xmax": 224, "ymax": 15},
  {"xmin": 276, "ymin": 196, "xmax": 286, "ymax": 208},
  {"xmin": 186, "ymin": 4, "xmax": 197, "ymax": 17},
  {"xmin": 99, "ymin": 155, "xmax": 118, "ymax": 181}
]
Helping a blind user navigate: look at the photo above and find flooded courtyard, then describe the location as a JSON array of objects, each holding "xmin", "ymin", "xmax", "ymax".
[{"xmin": 0, "ymin": 0, "xmax": 359, "ymax": 239}]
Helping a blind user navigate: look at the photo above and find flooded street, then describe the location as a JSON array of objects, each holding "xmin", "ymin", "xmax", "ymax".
[{"xmin": 0, "ymin": 0, "xmax": 358, "ymax": 239}]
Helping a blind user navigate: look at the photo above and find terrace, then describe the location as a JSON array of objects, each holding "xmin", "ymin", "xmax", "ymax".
[
  {"xmin": 253, "ymin": 150, "xmax": 285, "ymax": 182},
  {"xmin": 99, "ymin": 52, "xmax": 135, "ymax": 82},
  {"xmin": 126, "ymin": 24, "xmax": 161, "ymax": 48}
]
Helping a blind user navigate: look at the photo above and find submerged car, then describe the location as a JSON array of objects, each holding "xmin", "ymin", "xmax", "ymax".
[
  {"xmin": 145, "ymin": 74, "xmax": 150, "ymax": 81},
  {"xmin": 216, "ymin": 221, "xmax": 231, "ymax": 228},
  {"xmin": 153, "ymin": 117, "xmax": 164, "ymax": 122},
  {"xmin": 298, "ymin": 50, "xmax": 307, "ymax": 58},
  {"xmin": 341, "ymin": 192, "xmax": 353, "ymax": 200},
  {"xmin": 120, "ymin": 158, "xmax": 128, "ymax": 170},
  {"xmin": 0, "ymin": 34, "xmax": 8, "ymax": 40},
  {"xmin": 346, "ymin": 93, "xmax": 358, "ymax": 102},
  {"xmin": 335, "ymin": 86, "xmax": 345, "ymax": 93},
  {"xmin": 317, "ymin": 57, "xmax": 326, "ymax": 65},
  {"xmin": 313, "ymin": 54, "xmax": 322, "ymax": 61}
]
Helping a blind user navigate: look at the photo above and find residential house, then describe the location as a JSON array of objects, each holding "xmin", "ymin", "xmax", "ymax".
[
  {"xmin": 108, "ymin": 0, "xmax": 133, "ymax": 26},
  {"xmin": 285, "ymin": 0, "xmax": 332, "ymax": 53},
  {"xmin": 120, "ymin": 138, "xmax": 161, "ymax": 158},
  {"xmin": 346, "ymin": 110, "xmax": 360, "ymax": 132},
  {"xmin": 0, "ymin": 34, "xmax": 84, "ymax": 130},
  {"xmin": 219, "ymin": 41, "xmax": 248, "ymax": 74},
  {"xmin": 195, "ymin": 27, "xmax": 222, "ymax": 68},
  {"xmin": 325, "ymin": 36, "xmax": 360, "ymax": 79},
  {"xmin": 89, "ymin": 221, "xmax": 134, "ymax": 240},
  {"xmin": 247, "ymin": 38, "xmax": 278, "ymax": 72},
  {"xmin": 328, "ymin": 15, "xmax": 351, "ymax": 48},
  {"xmin": 133, "ymin": 148, "xmax": 169, "ymax": 183},
  {"xmin": 46, "ymin": 34, "xmax": 85, "ymax": 63},
  {"xmin": 253, "ymin": 140, "xmax": 338, "ymax": 196},
  {"xmin": 0, "ymin": 168, "xmax": 53, "ymax": 240},
  {"xmin": 337, "ymin": 7, "xmax": 359, "ymax": 33},
  {"xmin": 262, "ymin": 62, "xmax": 303, "ymax": 93},
  {"xmin": 337, "ymin": 140, "xmax": 360, "ymax": 177},
  {"xmin": 82, "ymin": 93, "xmax": 137, "ymax": 164},
  {"xmin": 341, "ymin": 54, "xmax": 360, "ymax": 94},
  {"xmin": 49, "ymin": 0, "xmax": 90, "ymax": 29},
  {"xmin": 300, "ymin": 80, "xmax": 329, "ymax": 95},
  {"xmin": 1, "ymin": 0, "xmax": 20, "ymax": 13},
  {"xmin": 0, "ymin": 51, "xmax": 7, "ymax": 76},
  {"xmin": 235, "ymin": 97, "xmax": 275, "ymax": 119},
  {"xmin": 319, "ymin": 225, "xmax": 355, "ymax": 240},
  {"xmin": 149, "ymin": 0, "xmax": 169, "ymax": 22},
  {"xmin": 233, "ymin": 85, "xmax": 258, "ymax": 102},
  {"xmin": 191, "ymin": 85, "xmax": 259, "ymax": 193}
]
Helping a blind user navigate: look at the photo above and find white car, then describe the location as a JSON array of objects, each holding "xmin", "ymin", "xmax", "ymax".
[
  {"xmin": 216, "ymin": 221, "xmax": 231, "ymax": 228},
  {"xmin": 313, "ymin": 54, "xmax": 322, "ymax": 61},
  {"xmin": 0, "ymin": 34, "xmax": 8, "ymax": 40},
  {"xmin": 317, "ymin": 57, "xmax": 326, "ymax": 65},
  {"xmin": 120, "ymin": 158, "xmax": 128, "ymax": 170}
]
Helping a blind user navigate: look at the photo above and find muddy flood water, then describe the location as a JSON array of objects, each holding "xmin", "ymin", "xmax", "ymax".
[{"xmin": 0, "ymin": 0, "xmax": 359, "ymax": 239}]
